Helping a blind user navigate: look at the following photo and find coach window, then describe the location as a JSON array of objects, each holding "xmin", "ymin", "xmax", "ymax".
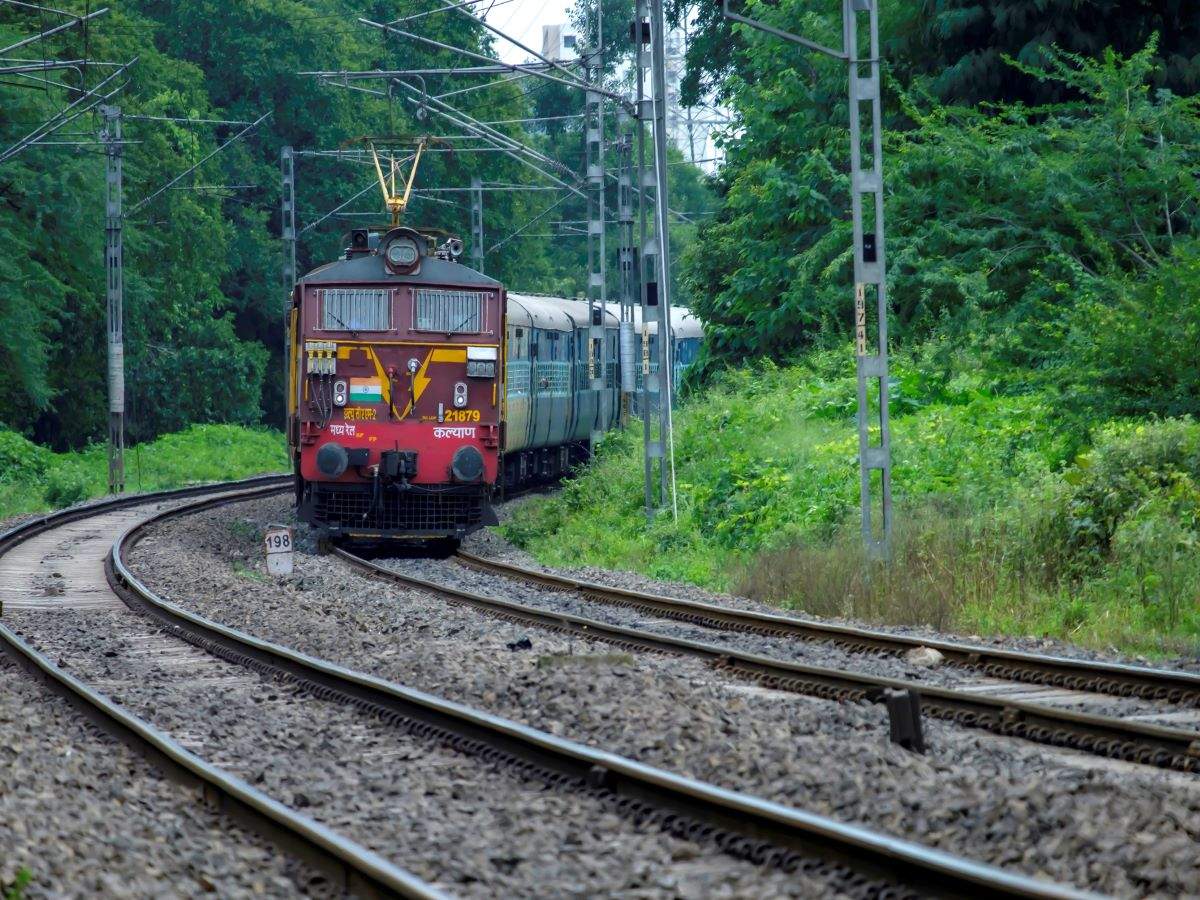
[{"xmin": 508, "ymin": 326, "xmax": 528, "ymax": 360}]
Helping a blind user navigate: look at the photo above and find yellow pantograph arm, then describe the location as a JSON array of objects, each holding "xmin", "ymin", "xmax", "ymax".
[
  {"xmin": 399, "ymin": 139, "xmax": 426, "ymax": 212},
  {"xmin": 369, "ymin": 143, "xmax": 391, "ymax": 210}
]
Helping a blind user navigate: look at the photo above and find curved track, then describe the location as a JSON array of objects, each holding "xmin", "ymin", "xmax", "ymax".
[
  {"xmin": 333, "ymin": 549, "xmax": 1200, "ymax": 774},
  {"xmin": 98, "ymin": 484, "xmax": 1087, "ymax": 898},
  {"xmin": 0, "ymin": 477, "xmax": 441, "ymax": 899}
]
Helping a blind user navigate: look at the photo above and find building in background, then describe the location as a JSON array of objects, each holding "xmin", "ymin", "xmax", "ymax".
[
  {"xmin": 662, "ymin": 25, "xmax": 728, "ymax": 174},
  {"xmin": 541, "ymin": 24, "xmax": 578, "ymax": 62},
  {"xmin": 538, "ymin": 21, "xmax": 727, "ymax": 173}
]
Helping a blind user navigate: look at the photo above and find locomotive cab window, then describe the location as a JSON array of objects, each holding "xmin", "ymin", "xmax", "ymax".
[{"xmin": 322, "ymin": 289, "xmax": 391, "ymax": 331}]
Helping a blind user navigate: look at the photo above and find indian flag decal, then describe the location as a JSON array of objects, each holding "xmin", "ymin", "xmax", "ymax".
[{"xmin": 349, "ymin": 377, "xmax": 383, "ymax": 404}]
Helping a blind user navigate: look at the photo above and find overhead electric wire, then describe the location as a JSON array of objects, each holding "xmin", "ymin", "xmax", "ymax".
[
  {"xmin": 360, "ymin": 18, "xmax": 630, "ymax": 109},
  {"xmin": 487, "ymin": 190, "xmax": 570, "ymax": 254},
  {"xmin": 0, "ymin": 0, "xmax": 88, "ymax": 15},
  {"xmin": 387, "ymin": 0, "xmax": 516, "ymax": 27},
  {"xmin": 127, "ymin": 109, "xmax": 271, "ymax": 215},
  {"xmin": 386, "ymin": 78, "xmax": 585, "ymax": 198},
  {"xmin": 124, "ymin": 113, "xmax": 258, "ymax": 126},
  {"xmin": 299, "ymin": 174, "xmax": 381, "ymax": 235}
]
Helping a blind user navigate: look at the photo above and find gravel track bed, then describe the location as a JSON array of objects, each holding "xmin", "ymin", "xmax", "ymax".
[
  {"xmin": 124, "ymin": 494, "xmax": 1200, "ymax": 899},
  {"xmin": 4, "ymin": 604, "xmax": 816, "ymax": 898},
  {"xmin": 398, "ymin": 555, "xmax": 1187, "ymax": 723},
  {"xmin": 464, "ymin": 522, "xmax": 1200, "ymax": 674},
  {"xmin": 0, "ymin": 658, "xmax": 317, "ymax": 898}
]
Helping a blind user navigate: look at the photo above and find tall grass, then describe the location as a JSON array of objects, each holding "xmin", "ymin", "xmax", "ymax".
[{"xmin": 736, "ymin": 501, "xmax": 1200, "ymax": 657}]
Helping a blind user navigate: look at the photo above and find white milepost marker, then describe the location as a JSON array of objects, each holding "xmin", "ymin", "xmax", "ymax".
[{"xmin": 264, "ymin": 524, "xmax": 295, "ymax": 576}]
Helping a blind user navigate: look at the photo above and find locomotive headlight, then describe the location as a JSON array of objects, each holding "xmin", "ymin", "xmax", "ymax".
[
  {"xmin": 385, "ymin": 237, "xmax": 419, "ymax": 267},
  {"xmin": 332, "ymin": 379, "xmax": 347, "ymax": 406},
  {"xmin": 452, "ymin": 381, "xmax": 468, "ymax": 408}
]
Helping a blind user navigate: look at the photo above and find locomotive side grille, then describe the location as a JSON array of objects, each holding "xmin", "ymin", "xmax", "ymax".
[
  {"xmin": 414, "ymin": 289, "xmax": 484, "ymax": 333},
  {"xmin": 310, "ymin": 484, "xmax": 485, "ymax": 534},
  {"xmin": 322, "ymin": 289, "xmax": 391, "ymax": 331}
]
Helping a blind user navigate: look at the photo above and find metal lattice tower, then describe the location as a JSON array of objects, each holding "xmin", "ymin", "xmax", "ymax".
[
  {"xmin": 101, "ymin": 105, "xmax": 125, "ymax": 494},
  {"xmin": 470, "ymin": 176, "xmax": 484, "ymax": 273},
  {"xmin": 584, "ymin": 45, "xmax": 608, "ymax": 447},
  {"xmin": 280, "ymin": 145, "xmax": 296, "ymax": 378},
  {"xmin": 632, "ymin": 0, "xmax": 675, "ymax": 518},
  {"xmin": 846, "ymin": 0, "xmax": 892, "ymax": 558},
  {"xmin": 718, "ymin": 0, "xmax": 893, "ymax": 558},
  {"xmin": 616, "ymin": 125, "xmax": 637, "ymax": 422},
  {"xmin": 616, "ymin": 129, "xmax": 636, "ymax": 308}
]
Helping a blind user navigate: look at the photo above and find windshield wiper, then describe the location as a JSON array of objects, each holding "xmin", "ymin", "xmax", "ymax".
[{"xmin": 326, "ymin": 310, "xmax": 359, "ymax": 338}]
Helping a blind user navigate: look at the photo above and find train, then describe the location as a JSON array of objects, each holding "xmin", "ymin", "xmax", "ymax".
[{"xmin": 286, "ymin": 225, "xmax": 702, "ymax": 542}]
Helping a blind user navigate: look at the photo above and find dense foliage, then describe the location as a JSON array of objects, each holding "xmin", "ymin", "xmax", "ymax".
[
  {"xmin": 0, "ymin": 2, "xmax": 712, "ymax": 450},
  {"xmin": 685, "ymin": 21, "xmax": 1200, "ymax": 404}
]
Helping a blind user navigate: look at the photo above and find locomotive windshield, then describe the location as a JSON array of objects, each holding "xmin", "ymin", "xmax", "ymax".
[{"xmin": 321, "ymin": 288, "xmax": 391, "ymax": 331}]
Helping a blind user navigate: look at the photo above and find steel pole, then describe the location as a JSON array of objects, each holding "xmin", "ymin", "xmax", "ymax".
[
  {"xmin": 102, "ymin": 104, "xmax": 124, "ymax": 494},
  {"xmin": 650, "ymin": 0, "xmax": 677, "ymax": 519},
  {"xmin": 280, "ymin": 145, "xmax": 296, "ymax": 418},
  {"xmin": 634, "ymin": 0, "xmax": 658, "ymax": 518},
  {"xmin": 844, "ymin": 0, "xmax": 892, "ymax": 559},
  {"xmin": 585, "ymin": 44, "xmax": 608, "ymax": 451},
  {"xmin": 470, "ymin": 175, "xmax": 484, "ymax": 273}
]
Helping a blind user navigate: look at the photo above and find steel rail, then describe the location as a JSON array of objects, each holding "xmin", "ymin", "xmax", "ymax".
[
  {"xmin": 455, "ymin": 550, "xmax": 1200, "ymax": 706},
  {"xmin": 0, "ymin": 476, "xmax": 443, "ymax": 899},
  {"xmin": 341, "ymin": 552, "xmax": 1200, "ymax": 774},
  {"xmin": 106, "ymin": 503, "xmax": 1084, "ymax": 898}
]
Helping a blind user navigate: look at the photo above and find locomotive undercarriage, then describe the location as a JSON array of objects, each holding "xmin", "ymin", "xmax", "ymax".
[
  {"xmin": 300, "ymin": 478, "xmax": 497, "ymax": 540},
  {"xmin": 501, "ymin": 441, "xmax": 591, "ymax": 492}
]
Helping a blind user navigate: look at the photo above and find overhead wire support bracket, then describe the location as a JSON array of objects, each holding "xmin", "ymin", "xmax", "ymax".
[
  {"xmin": 0, "ymin": 5, "xmax": 107, "ymax": 56},
  {"xmin": 0, "ymin": 56, "xmax": 135, "ymax": 165},
  {"xmin": 359, "ymin": 18, "xmax": 635, "ymax": 113}
]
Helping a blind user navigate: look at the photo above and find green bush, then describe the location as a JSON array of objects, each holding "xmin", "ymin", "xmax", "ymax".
[
  {"xmin": 0, "ymin": 430, "xmax": 50, "ymax": 483},
  {"xmin": 0, "ymin": 425, "xmax": 286, "ymax": 520},
  {"xmin": 42, "ymin": 471, "xmax": 88, "ymax": 508},
  {"xmin": 1111, "ymin": 497, "xmax": 1200, "ymax": 631},
  {"xmin": 3, "ymin": 869, "xmax": 32, "ymax": 900},
  {"xmin": 1026, "ymin": 419, "xmax": 1200, "ymax": 580}
]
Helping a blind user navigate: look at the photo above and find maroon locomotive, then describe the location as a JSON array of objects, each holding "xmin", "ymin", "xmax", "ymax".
[{"xmin": 287, "ymin": 225, "xmax": 504, "ymax": 540}]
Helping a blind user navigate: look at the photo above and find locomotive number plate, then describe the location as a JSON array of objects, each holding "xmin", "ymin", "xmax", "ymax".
[{"xmin": 443, "ymin": 409, "xmax": 481, "ymax": 422}]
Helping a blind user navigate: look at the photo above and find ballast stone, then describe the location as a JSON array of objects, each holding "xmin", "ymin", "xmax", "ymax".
[{"xmin": 904, "ymin": 646, "xmax": 945, "ymax": 668}]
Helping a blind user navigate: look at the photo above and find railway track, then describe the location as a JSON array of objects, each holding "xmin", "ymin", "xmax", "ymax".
[
  {"xmin": 0, "ymin": 479, "xmax": 1086, "ymax": 897},
  {"xmin": 0, "ymin": 477, "xmax": 442, "ymax": 899},
  {"xmin": 109, "ymin": 485, "xmax": 1089, "ymax": 898},
  {"xmin": 456, "ymin": 550, "xmax": 1200, "ymax": 707},
  {"xmin": 334, "ymin": 549, "xmax": 1200, "ymax": 774}
]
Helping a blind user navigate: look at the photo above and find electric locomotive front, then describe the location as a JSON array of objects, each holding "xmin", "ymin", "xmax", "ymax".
[{"xmin": 288, "ymin": 226, "xmax": 504, "ymax": 540}]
